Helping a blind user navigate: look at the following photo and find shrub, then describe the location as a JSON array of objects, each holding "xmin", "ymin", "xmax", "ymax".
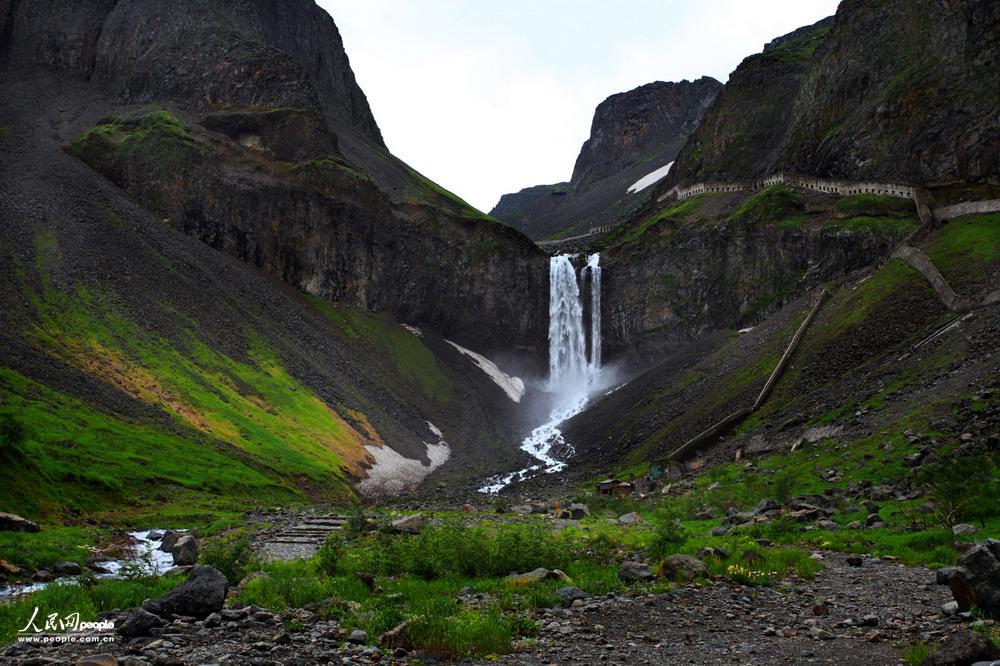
[
  {"xmin": 200, "ymin": 530, "xmax": 260, "ymax": 585},
  {"xmin": 317, "ymin": 533, "xmax": 341, "ymax": 577},
  {"xmin": 646, "ymin": 508, "xmax": 687, "ymax": 559},
  {"xmin": 919, "ymin": 453, "xmax": 1000, "ymax": 527}
]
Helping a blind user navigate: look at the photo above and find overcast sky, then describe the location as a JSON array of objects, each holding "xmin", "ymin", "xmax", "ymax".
[{"xmin": 321, "ymin": 1, "xmax": 840, "ymax": 212}]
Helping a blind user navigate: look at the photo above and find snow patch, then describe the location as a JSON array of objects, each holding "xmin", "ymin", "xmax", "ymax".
[
  {"xmin": 737, "ymin": 326, "xmax": 755, "ymax": 334},
  {"xmin": 627, "ymin": 162, "xmax": 674, "ymax": 194},
  {"xmin": 402, "ymin": 324, "xmax": 423, "ymax": 337},
  {"xmin": 356, "ymin": 424, "xmax": 451, "ymax": 497},
  {"xmin": 445, "ymin": 340, "xmax": 525, "ymax": 402}
]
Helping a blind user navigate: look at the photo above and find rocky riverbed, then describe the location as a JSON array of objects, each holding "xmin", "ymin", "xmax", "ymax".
[{"xmin": 4, "ymin": 548, "xmax": 994, "ymax": 666}]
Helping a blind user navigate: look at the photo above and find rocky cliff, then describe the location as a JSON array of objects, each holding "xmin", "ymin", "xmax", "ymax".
[
  {"xmin": 491, "ymin": 78, "xmax": 721, "ymax": 240},
  {"xmin": 0, "ymin": 0, "xmax": 550, "ymax": 356},
  {"xmin": 0, "ymin": 0, "xmax": 552, "ymax": 514},
  {"xmin": 664, "ymin": 0, "xmax": 999, "ymax": 191}
]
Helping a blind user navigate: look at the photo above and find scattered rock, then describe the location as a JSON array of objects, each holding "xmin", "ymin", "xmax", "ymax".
[
  {"xmin": 380, "ymin": 621, "xmax": 412, "ymax": 651},
  {"xmin": 147, "ymin": 530, "xmax": 163, "ymax": 540},
  {"xmin": 696, "ymin": 546, "xmax": 729, "ymax": 561},
  {"xmin": 0, "ymin": 559, "xmax": 21, "ymax": 576},
  {"xmin": 658, "ymin": 554, "xmax": 707, "ymax": 581},
  {"xmin": 387, "ymin": 514, "xmax": 424, "ymax": 534},
  {"xmin": 75, "ymin": 656, "xmax": 118, "ymax": 666},
  {"xmin": 506, "ymin": 567, "xmax": 568, "ymax": 585},
  {"xmin": 846, "ymin": 555, "xmax": 863, "ymax": 567},
  {"xmin": 618, "ymin": 512, "xmax": 642, "ymax": 525},
  {"xmin": 618, "ymin": 562, "xmax": 654, "ymax": 582},
  {"xmin": 568, "ymin": 503, "xmax": 590, "ymax": 519},
  {"xmin": 117, "ymin": 608, "xmax": 166, "ymax": 638},
  {"xmin": 554, "ymin": 586, "xmax": 591, "ymax": 607},
  {"xmin": 941, "ymin": 601, "xmax": 959, "ymax": 616},
  {"xmin": 920, "ymin": 629, "xmax": 1000, "ymax": 665},
  {"xmin": 0, "ymin": 511, "xmax": 40, "ymax": 532},
  {"xmin": 54, "ymin": 561, "xmax": 82, "ymax": 576},
  {"xmin": 953, "ymin": 524, "xmax": 979, "ymax": 538},
  {"xmin": 152, "ymin": 565, "xmax": 228, "ymax": 619},
  {"xmin": 33, "ymin": 569, "xmax": 55, "ymax": 582},
  {"xmin": 347, "ymin": 629, "xmax": 368, "ymax": 644}
]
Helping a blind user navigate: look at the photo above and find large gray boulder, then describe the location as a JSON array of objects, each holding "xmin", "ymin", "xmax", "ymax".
[
  {"xmin": 158, "ymin": 530, "xmax": 183, "ymax": 552},
  {"xmin": 149, "ymin": 565, "xmax": 228, "ymax": 619},
  {"xmin": 658, "ymin": 554, "xmax": 708, "ymax": 581},
  {"xmin": 618, "ymin": 561, "xmax": 655, "ymax": 582},
  {"xmin": 170, "ymin": 534, "xmax": 199, "ymax": 566},
  {"xmin": 387, "ymin": 514, "xmax": 424, "ymax": 534},
  {"xmin": 116, "ymin": 608, "xmax": 166, "ymax": 638},
  {"xmin": 920, "ymin": 629, "xmax": 1000, "ymax": 665},
  {"xmin": 948, "ymin": 540, "xmax": 1000, "ymax": 618},
  {"xmin": 0, "ymin": 512, "xmax": 40, "ymax": 532}
]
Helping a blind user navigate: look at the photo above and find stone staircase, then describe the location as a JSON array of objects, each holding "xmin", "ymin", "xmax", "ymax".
[{"xmin": 259, "ymin": 515, "xmax": 347, "ymax": 562}]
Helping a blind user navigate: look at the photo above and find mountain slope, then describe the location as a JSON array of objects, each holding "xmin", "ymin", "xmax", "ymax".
[
  {"xmin": 0, "ymin": 0, "xmax": 550, "ymax": 520},
  {"xmin": 491, "ymin": 77, "xmax": 721, "ymax": 240},
  {"xmin": 663, "ymin": 1, "xmax": 999, "ymax": 192}
]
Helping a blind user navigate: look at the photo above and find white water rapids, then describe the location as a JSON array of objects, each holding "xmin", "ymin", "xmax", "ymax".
[{"xmin": 480, "ymin": 253, "xmax": 607, "ymax": 493}]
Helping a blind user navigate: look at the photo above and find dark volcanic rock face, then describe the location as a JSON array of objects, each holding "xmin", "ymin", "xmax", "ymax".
[
  {"xmin": 0, "ymin": 0, "xmax": 382, "ymax": 146},
  {"xmin": 491, "ymin": 78, "xmax": 721, "ymax": 240},
  {"xmin": 666, "ymin": 0, "xmax": 999, "ymax": 189},
  {"xmin": 601, "ymin": 217, "xmax": 897, "ymax": 358},
  {"xmin": 491, "ymin": 183, "xmax": 569, "ymax": 236},
  {"xmin": 67, "ymin": 109, "xmax": 549, "ymax": 355},
  {"xmin": 570, "ymin": 78, "xmax": 721, "ymax": 193},
  {"xmin": 1, "ymin": 0, "xmax": 551, "ymax": 357}
]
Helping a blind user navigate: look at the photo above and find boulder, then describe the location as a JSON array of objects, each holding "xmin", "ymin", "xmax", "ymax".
[
  {"xmin": 75, "ymin": 656, "xmax": 118, "ymax": 666},
  {"xmin": 921, "ymin": 629, "xmax": 1000, "ymax": 665},
  {"xmin": 116, "ymin": 608, "xmax": 166, "ymax": 638},
  {"xmin": 948, "ymin": 541, "xmax": 1000, "ymax": 618},
  {"xmin": 658, "ymin": 554, "xmax": 707, "ymax": 581},
  {"xmin": 347, "ymin": 629, "xmax": 368, "ymax": 644},
  {"xmin": 379, "ymin": 621, "xmax": 412, "ymax": 651},
  {"xmin": 953, "ymin": 524, "xmax": 979, "ymax": 538},
  {"xmin": 170, "ymin": 534, "xmax": 199, "ymax": 566},
  {"xmin": 33, "ymin": 569, "xmax": 55, "ymax": 582},
  {"xmin": 696, "ymin": 546, "xmax": 729, "ymax": 561},
  {"xmin": 151, "ymin": 565, "xmax": 228, "ymax": 619},
  {"xmin": 937, "ymin": 567, "xmax": 962, "ymax": 585},
  {"xmin": 159, "ymin": 530, "xmax": 183, "ymax": 553},
  {"xmin": 618, "ymin": 561, "xmax": 655, "ymax": 582},
  {"xmin": 618, "ymin": 512, "xmax": 642, "ymax": 525},
  {"xmin": 755, "ymin": 498, "xmax": 781, "ymax": 514},
  {"xmin": 387, "ymin": 514, "xmax": 424, "ymax": 534},
  {"xmin": 0, "ymin": 512, "xmax": 40, "ymax": 532},
  {"xmin": 554, "ymin": 586, "xmax": 591, "ymax": 607},
  {"xmin": 54, "ymin": 561, "xmax": 82, "ymax": 576},
  {"xmin": 505, "ymin": 567, "xmax": 569, "ymax": 586},
  {"xmin": 568, "ymin": 503, "xmax": 590, "ymax": 519}
]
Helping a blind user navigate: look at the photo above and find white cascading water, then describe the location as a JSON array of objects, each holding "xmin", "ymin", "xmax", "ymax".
[{"xmin": 480, "ymin": 253, "xmax": 604, "ymax": 493}]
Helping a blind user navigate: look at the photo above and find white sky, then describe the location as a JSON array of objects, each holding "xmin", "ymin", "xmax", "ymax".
[{"xmin": 320, "ymin": 1, "xmax": 841, "ymax": 212}]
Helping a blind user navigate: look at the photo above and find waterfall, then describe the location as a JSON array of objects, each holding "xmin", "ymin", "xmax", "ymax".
[
  {"xmin": 587, "ymin": 253, "xmax": 601, "ymax": 371},
  {"xmin": 548, "ymin": 253, "xmax": 602, "ymax": 389},
  {"xmin": 548, "ymin": 254, "xmax": 589, "ymax": 387},
  {"xmin": 479, "ymin": 252, "xmax": 605, "ymax": 493}
]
